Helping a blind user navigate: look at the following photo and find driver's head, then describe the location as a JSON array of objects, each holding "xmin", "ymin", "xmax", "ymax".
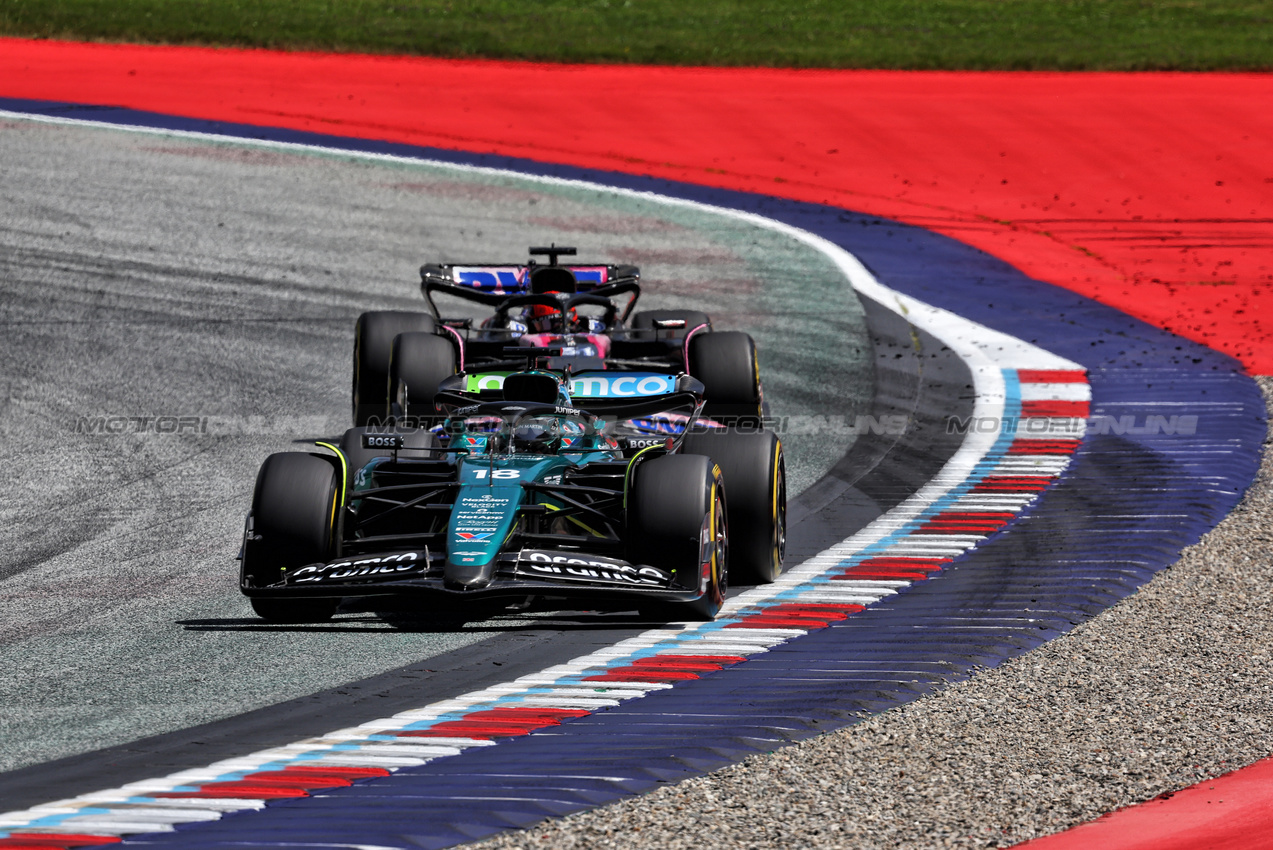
[
  {"xmin": 526, "ymin": 267, "xmax": 578, "ymax": 333},
  {"xmin": 527, "ymin": 301, "xmax": 560, "ymax": 332},
  {"xmin": 512, "ymin": 416, "xmax": 562, "ymax": 454}
]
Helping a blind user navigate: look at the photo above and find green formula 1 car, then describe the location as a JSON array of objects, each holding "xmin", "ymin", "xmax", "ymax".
[{"xmin": 240, "ymin": 356, "xmax": 785, "ymax": 624}]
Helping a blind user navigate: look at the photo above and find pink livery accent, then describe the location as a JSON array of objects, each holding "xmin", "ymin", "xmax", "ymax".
[{"xmin": 519, "ymin": 334, "xmax": 612, "ymax": 358}]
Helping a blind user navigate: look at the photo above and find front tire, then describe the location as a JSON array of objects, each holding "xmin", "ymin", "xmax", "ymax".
[
  {"xmin": 682, "ymin": 430, "xmax": 785, "ymax": 584},
  {"xmin": 241, "ymin": 452, "xmax": 341, "ymax": 623},
  {"xmin": 352, "ymin": 311, "xmax": 436, "ymax": 426},
  {"xmin": 628, "ymin": 454, "xmax": 727, "ymax": 620}
]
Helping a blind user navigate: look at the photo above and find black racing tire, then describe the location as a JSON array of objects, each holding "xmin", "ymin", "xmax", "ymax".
[
  {"xmin": 688, "ymin": 330, "xmax": 763, "ymax": 427},
  {"xmin": 241, "ymin": 452, "xmax": 341, "ymax": 623},
  {"xmin": 631, "ymin": 309, "xmax": 711, "ymax": 340},
  {"xmin": 353, "ymin": 311, "xmax": 436, "ymax": 426},
  {"xmin": 388, "ymin": 332, "xmax": 458, "ymax": 426},
  {"xmin": 628, "ymin": 454, "xmax": 727, "ymax": 620},
  {"xmin": 682, "ymin": 430, "xmax": 786, "ymax": 584}
]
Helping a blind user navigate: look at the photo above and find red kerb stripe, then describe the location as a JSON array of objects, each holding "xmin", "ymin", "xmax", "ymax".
[
  {"xmin": 834, "ymin": 569, "xmax": 930, "ymax": 580},
  {"xmin": 765, "ymin": 603, "xmax": 864, "ymax": 616},
  {"xmin": 582, "ymin": 670, "xmax": 702, "ymax": 682},
  {"xmin": 628, "ymin": 657, "xmax": 736, "ymax": 671},
  {"xmin": 857, "ymin": 557, "xmax": 951, "ymax": 569},
  {"xmin": 465, "ymin": 707, "xmax": 590, "ymax": 720},
  {"xmin": 271, "ymin": 765, "xmax": 391, "ymax": 778},
  {"xmin": 1017, "ymin": 369, "xmax": 1088, "ymax": 384},
  {"xmin": 0, "ymin": 837, "xmax": 122, "ymax": 849},
  {"xmin": 725, "ymin": 617, "xmax": 830, "ymax": 630},
  {"xmin": 972, "ymin": 477, "xmax": 1053, "ymax": 491},
  {"xmin": 1020, "ymin": 399, "xmax": 1090, "ymax": 417},
  {"xmin": 154, "ymin": 784, "xmax": 310, "ymax": 799},
  {"xmin": 639, "ymin": 654, "xmax": 748, "ymax": 665},
  {"xmin": 1007, "ymin": 440, "xmax": 1080, "ymax": 455}
]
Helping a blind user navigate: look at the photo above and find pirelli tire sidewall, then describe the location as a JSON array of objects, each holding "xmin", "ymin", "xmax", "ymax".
[
  {"xmin": 242, "ymin": 452, "xmax": 339, "ymax": 588},
  {"xmin": 627, "ymin": 453, "xmax": 727, "ymax": 618},
  {"xmin": 682, "ymin": 429, "xmax": 785, "ymax": 584}
]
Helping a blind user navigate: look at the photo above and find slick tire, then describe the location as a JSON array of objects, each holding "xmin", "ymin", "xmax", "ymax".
[
  {"xmin": 352, "ymin": 311, "xmax": 436, "ymax": 426},
  {"xmin": 242, "ymin": 452, "xmax": 340, "ymax": 623},
  {"xmin": 628, "ymin": 454, "xmax": 727, "ymax": 621},
  {"xmin": 682, "ymin": 430, "xmax": 786, "ymax": 585},
  {"xmin": 688, "ymin": 331, "xmax": 763, "ymax": 428},
  {"xmin": 388, "ymin": 331, "xmax": 458, "ymax": 426},
  {"xmin": 631, "ymin": 309, "xmax": 711, "ymax": 340}
]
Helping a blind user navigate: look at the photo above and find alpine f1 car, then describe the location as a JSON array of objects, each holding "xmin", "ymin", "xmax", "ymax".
[
  {"xmin": 351, "ymin": 245, "xmax": 764, "ymax": 428},
  {"xmin": 241, "ymin": 355, "xmax": 785, "ymax": 624}
]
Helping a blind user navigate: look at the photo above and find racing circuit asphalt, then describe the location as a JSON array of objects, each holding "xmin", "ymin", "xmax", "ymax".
[{"xmin": 0, "ymin": 116, "xmax": 874, "ymax": 777}]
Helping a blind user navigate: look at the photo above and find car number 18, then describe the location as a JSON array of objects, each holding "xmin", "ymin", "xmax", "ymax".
[{"xmin": 473, "ymin": 469, "xmax": 521, "ymax": 479}]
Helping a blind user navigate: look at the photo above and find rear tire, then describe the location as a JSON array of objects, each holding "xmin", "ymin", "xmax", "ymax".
[
  {"xmin": 241, "ymin": 452, "xmax": 341, "ymax": 623},
  {"xmin": 682, "ymin": 431, "xmax": 785, "ymax": 584},
  {"xmin": 388, "ymin": 332, "xmax": 458, "ymax": 426},
  {"xmin": 352, "ymin": 311, "xmax": 436, "ymax": 426},
  {"xmin": 688, "ymin": 331, "xmax": 763, "ymax": 426},
  {"xmin": 628, "ymin": 454, "xmax": 727, "ymax": 620}
]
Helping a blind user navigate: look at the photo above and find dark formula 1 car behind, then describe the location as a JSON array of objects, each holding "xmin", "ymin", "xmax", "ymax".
[
  {"xmin": 240, "ymin": 357, "xmax": 785, "ymax": 624},
  {"xmin": 351, "ymin": 245, "xmax": 766, "ymax": 429}
]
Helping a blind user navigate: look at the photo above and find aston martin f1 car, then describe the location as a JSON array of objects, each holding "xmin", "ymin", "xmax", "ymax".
[
  {"xmin": 351, "ymin": 245, "xmax": 764, "ymax": 428},
  {"xmin": 241, "ymin": 356, "xmax": 785, "ymax": 624}
]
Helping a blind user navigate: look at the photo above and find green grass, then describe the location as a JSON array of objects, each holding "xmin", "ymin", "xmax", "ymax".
[{"xmin": 2, "ymin": 0, "xmax": 1270, "ymax": 70}]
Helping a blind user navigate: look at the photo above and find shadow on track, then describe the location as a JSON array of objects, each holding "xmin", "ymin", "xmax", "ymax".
[{"xmin": 177, "ymin": 610, "xmax": 661, "ymax": 634}]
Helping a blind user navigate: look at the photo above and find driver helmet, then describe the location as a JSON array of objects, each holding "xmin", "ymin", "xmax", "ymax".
[
  {"xmin": 527, "ymin": 299, "xmax": 569, "ymax": 334},
  {"xmin": 527, "ymin": 266, "xmax": 578, "ymax": 333},
  {"xmin": 512, "ymin": 416, "xmax": 562, "ymax": 455}
]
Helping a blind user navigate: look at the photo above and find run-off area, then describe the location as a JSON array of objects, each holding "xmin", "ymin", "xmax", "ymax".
[{"xmin": 0, "ymin": 117, "xmax": 873, "ymax": 772}]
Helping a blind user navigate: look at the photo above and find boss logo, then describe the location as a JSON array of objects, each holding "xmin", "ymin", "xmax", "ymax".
[
  {"xmin": 625, "ymin": 438, "xmax": 670, "ymax": 450},
  {"xmin": 362, "ymin": 434, "xmax": 405, "ymax": 449}
]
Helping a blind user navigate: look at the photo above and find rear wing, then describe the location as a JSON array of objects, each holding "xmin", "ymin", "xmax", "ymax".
[
  {"xmin": 420, "ymin": 263, "xmax": 641, "ymax": 320},
  {"xmin": 421, "ymin": 263, "xmax": 638, "ymax": 294}
]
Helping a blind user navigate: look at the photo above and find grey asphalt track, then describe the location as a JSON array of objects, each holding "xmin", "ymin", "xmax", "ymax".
[{"xmin": 0, "ymin": 117, "xmax": 873, "ymax": 774}]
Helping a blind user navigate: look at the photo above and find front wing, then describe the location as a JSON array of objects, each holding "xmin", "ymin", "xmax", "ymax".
[{"xmin": 241, "ymin": 547, "xmax": 714, "ymax": 609}]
